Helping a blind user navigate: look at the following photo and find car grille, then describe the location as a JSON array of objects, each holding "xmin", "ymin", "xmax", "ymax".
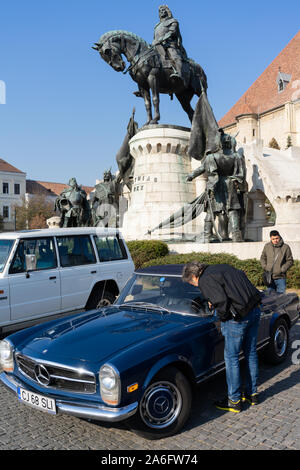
[{"xmin": 15, "ymin": 354, "xmax": 96, "ymax": 394}]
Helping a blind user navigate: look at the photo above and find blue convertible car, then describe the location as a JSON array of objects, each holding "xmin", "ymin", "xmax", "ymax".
[{"xmin": 0, "ymin": 264, "xmax": 299, "ymax": 439}]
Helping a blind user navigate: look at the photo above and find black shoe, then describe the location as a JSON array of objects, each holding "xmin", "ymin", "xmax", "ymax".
[
  {"xmin": 214, "ymin": 397, "xmax": 242, "ymax": 413},
  {"xmin": 242, "ymin": 392, "xmax": 259, "ymax": 405}
]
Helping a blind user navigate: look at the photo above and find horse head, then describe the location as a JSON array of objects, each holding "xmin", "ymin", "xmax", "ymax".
[{"xmin": 93, "ymin": 33, "xmax": 126, "ymax": 72}]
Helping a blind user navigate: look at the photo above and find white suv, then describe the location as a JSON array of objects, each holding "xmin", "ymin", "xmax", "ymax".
[{"xmin": 0, "ymin": 227, "xmax": 134, "ymax": 333}]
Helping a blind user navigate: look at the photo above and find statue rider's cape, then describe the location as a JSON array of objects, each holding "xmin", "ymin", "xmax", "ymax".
[{"xmin": 148, "ymin": 91, "xmax": 220, "ymax": 233}]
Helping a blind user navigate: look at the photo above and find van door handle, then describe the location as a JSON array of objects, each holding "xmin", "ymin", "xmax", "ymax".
[
  {"xmin": 91, "ymin": 270, "xmax": 97, "ymax": 274},
  {"xmin": 49, "ymin": 276, "xmax": 57, "ymax": 280}
]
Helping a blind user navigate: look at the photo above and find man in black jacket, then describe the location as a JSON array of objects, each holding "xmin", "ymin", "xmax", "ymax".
[{"xmin": 182, "ymin": 262, "xmax": 262, "ymax": 412}]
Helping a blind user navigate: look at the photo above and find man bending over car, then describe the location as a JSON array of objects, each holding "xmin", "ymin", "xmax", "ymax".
[{"xmin": 182, "ymin": 262, "xmax": 262, "ymax": 413}]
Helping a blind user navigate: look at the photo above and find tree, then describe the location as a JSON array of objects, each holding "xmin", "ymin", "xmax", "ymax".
[
  {"xmin": 269, "ymin": 137, "xmax": 280, "ymax": 150},
  {"xmin": 14, "ymin": 195, "xmax": 56, "ymax": 230}
]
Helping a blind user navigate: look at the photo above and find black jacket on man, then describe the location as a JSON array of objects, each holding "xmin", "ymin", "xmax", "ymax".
[{"xmin": 198, "ymin": 264, "xmax": 261, "ymax": 322}]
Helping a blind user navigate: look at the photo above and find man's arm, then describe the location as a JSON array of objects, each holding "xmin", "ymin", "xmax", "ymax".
[
  {"xmin": 199, "ymin": 277, "xmax": 229, "ymax": 319},
  {"xmin": 281, "ymin": 245, "xmax": 294, "ymax": 273},
  {"xmin": 260, "ymin": 245, "xmax": 267, "ymax": 271}
]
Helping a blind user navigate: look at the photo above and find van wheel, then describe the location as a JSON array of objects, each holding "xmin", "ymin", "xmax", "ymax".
[
  {"xmin": 86, "ymin": 290, "xmax": 116, "ymax": 310},
  {"xmin": 128, "ymin": 367, "xmax": 192, "ymax": 440}
]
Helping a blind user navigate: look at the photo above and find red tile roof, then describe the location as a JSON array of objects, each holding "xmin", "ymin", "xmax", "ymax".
[
  {"xmin": 0, "ymin": 158, "xmax": 25, "ymax": 174},
  {"xmin": 26, "ymin": 180, "xmax": 94, "ymax": 196},
  {"xmin": 219, "ymin": 31, "xmax": 300, "ymax": 128}
]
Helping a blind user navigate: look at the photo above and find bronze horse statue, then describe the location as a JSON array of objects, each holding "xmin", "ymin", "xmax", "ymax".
[
  {"xmin": 115, "ymin": 107, "xmax": 138, "ymax": 191},
  {"xmin": 93, "ymin": 30, "xmax": 207, "ymax": 125}
]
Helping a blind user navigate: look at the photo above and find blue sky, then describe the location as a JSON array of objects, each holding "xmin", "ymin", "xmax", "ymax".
[{"xmin": 0, "ymin": 0, "xmax": 299, "ymax": 187}]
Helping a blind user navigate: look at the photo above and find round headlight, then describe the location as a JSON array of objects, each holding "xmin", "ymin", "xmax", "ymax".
[
  {"xmin": 0, "ymin": 340, "xmax": 14, "ymax": 372},
  {"xmin": 99, "ymin": 364, "xmax": 120, "ymax": 406}
]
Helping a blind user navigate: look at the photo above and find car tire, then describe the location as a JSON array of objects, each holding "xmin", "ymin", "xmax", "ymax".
[
  {"xmin": 128, "ymin": 366, "xmax": 192, "ymax": 440},
  {"xmin": 263, "ymin": 318, "xmax": 290, "ymax": 364},
  {"xmin": 86, "ymin": 289, "xmax": 116, "ymax": 310}
]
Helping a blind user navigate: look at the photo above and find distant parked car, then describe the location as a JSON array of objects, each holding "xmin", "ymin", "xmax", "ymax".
[
  {"xmin": 0, "ymin": 264, "xmax": 298, "ymax": 439},
  {"xmin": 0, "ymin": 227, "xmax": 134, "ymax": 334}
]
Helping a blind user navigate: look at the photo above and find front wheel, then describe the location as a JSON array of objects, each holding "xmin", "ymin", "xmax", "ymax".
[
  {"xmin": 263, "ymin": 318, "xmax": 289, "ymax": 364},
  {"xmin": 129, "ymin": 367, "xmax": 192, "ymax": 440}
]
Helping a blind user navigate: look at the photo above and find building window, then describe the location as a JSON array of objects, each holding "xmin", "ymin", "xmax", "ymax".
[
  {"xmin": 252, "ymin": 129, "xmax": 256, "ymax": 137},
  {"xmin": 277, "ymin": 71, "xmax": 291, "ymax": 93},
  {"xmin": 3, "ymin": 206, "xmax": 9, "ymax": 219},
  {"xmin": 14, "ymin": 183, "xmax": 20, "ymax": 195},
  {"xmin": 3, "ymin": 182, "xmax": 9, "ymax": 194}
]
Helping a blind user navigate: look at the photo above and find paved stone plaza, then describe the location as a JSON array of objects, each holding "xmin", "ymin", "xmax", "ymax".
[{"xmin": 0, "ymin": 319, "xmax": 299, "ymax": 451}]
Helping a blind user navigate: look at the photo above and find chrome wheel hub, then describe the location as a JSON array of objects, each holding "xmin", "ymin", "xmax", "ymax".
[{"xmin": 140, "ymin": 381, "xmax": 182, "ymax": 429}]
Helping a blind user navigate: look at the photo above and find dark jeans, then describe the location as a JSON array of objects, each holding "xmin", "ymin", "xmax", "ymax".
[
  {"xmin": 267, "ymin": 278, "xmax": 286, "ymax": 294},
  {"xmin": 220, "ymin": 307, "xmax": 261, "ymax": 402}
]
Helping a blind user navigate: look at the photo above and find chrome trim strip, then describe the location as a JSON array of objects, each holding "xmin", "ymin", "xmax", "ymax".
[{"xmin": 0, "ymin": 372, "xmax": 137, "ymax": 423}]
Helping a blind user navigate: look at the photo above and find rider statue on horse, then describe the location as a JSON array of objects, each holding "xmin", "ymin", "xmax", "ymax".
[
  {"xmin": 152, "ymin": 5, "xmax": 189, "ymax": 88},
  {"xmin": 93, "ymin": 5, "xmax": 207, "ymax": 125}
]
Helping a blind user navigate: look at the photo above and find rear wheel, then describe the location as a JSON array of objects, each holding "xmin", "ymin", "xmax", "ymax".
[
  {"xmin": 129, "ymin": 367, "xmax": 192, "ymax": 440},
  {"xmin": 263, "ymin": 318, "xmax": 289, "ymax": 364},
  {"xmin": 86, "ymin": 289, "xmax": 116, "ymax": 310}
]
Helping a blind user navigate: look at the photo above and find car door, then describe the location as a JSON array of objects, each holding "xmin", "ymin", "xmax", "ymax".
[
  {"xmin": 0, "ymin": 238, "xmax": 15, "ymax": 326},
  {"xmin": 93, "ymin": 234, "xmax": 133, "ymax": 291},
  {"xmin": 56, "ymin": 235, "xmax": 98, "ymax": 311},
  {"xmin": 8, "ymin": 237, "xmax": 61, "ymax": 321}
]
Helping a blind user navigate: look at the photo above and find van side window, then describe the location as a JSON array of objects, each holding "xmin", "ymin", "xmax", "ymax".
[
  {"xmin": 94, "ymin": 235, "xmax": 128, "ymax": 262},
  {"xmin": 56, "ymin": 235, "xmax": 96, "ymax": 267},
  {"xmin": 9, "ymin": 238, "xmax": 57, "ymax": 274}
]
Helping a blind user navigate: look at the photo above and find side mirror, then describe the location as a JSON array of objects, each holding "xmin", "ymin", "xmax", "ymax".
[{"xmin": 25, "ymin": 254, "xmax": 37, "ymax": 277}]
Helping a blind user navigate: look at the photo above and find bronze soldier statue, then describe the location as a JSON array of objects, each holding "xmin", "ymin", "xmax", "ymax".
[
  {"xmin": 187, "ymin": 132, "xmax": 247, "ymax": 243},
  {"xmin": 152, "ymin": 5, "xmax": 188, "ymax": 88},
  {"xmin": 90, "ymin": 170, "xmax": 122, "ymax": 227},
  {"xmin": 55, "ymin": 177, "xmax": 91, "ymax": 228}
]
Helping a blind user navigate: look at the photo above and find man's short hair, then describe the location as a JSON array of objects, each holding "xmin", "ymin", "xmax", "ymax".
[
  {"xmin": 182, "ymin": 261, "xmax": 208, "ymax": 283},
  {"xmin": 270, "ymin": 230, "xmax": 280, "ymax": 238}
]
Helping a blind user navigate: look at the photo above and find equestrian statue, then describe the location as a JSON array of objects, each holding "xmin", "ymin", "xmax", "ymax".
[{"xmin": 93, "ymin": 5, "xmax": 207, "ymax": 125}]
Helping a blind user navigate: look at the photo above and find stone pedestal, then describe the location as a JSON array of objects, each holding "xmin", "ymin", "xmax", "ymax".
[
  {"xmin": 121, "ymin": 125, "xmax": 198, "ymax": 240},
  {"xmin": 245, "ymin": 190, "xmax": 271, "ymax": 241}
]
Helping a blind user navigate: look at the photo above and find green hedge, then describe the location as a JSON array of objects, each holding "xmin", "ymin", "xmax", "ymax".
[
  {"xmin": 126, "ymin": 240, "xmax": 169, "ymax": 269},
  {"xmin": 140, "ymin": 251, "xmax": 300, "ymax": 290}
]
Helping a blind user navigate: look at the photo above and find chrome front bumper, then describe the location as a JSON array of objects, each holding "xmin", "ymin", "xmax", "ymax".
[{"xmin": 0, "ymin": 372, "xmax": 138, "ymax": 422}]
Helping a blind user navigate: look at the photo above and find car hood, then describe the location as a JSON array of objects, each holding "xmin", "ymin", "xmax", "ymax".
[{"xmin": 19, "ymin": 307, "xmax": 189, "ymax": 367}]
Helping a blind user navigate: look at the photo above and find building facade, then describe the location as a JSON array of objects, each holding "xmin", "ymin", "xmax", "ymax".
[
  {"xmin": 0, "ymin": 158, "xmax": 26, "ymax": 230},
  {"xmin": 219, "ymin": 31, "xmax": 300, "ymax": 150}
]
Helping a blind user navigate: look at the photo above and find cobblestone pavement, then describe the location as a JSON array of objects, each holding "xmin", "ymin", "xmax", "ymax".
[{"xmin": 0, "ymin": 319, "xmax": 299, "ymax": 451}]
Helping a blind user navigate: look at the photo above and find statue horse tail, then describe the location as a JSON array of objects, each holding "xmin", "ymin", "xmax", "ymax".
[{"xmin": 188, "ymin": 58, "xmax": 208, "ymax": 96}]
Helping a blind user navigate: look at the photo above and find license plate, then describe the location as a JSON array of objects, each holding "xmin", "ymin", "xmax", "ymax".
[{"xmin": 17, "ymin": 387, "xmax": 56, "ymax": 415}]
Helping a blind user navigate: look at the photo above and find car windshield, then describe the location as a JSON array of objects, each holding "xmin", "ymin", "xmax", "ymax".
[
  {"xmin": 0, "ymin": 239, "xmax": 14, "ymax": 272},
  {"xmin": 116, "ymin": 273, "xmax": 210, "ymax": 316}
]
